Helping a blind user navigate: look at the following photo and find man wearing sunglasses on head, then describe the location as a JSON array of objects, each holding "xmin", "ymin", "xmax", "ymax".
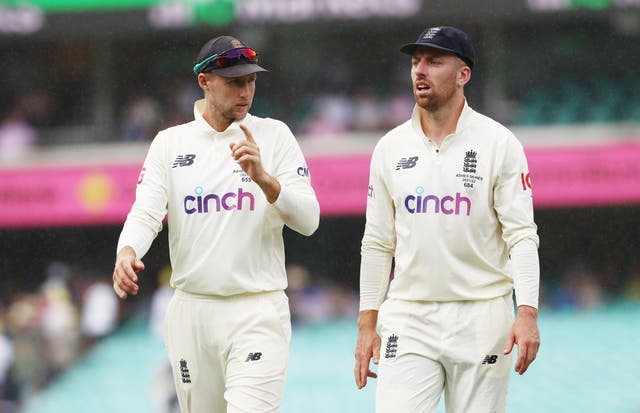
[
  {"xmin": 113, "ymin": 35, "xmax": 319, "ymax": 413},
  {"xmin": 354, "ymin": 26, "xmax": 541, "ymax": 412}
]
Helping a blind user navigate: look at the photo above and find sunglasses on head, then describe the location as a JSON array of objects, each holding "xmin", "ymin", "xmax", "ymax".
[{"xmin": 193, "ymin": 47, "xmax": 258, "ymax": 74}]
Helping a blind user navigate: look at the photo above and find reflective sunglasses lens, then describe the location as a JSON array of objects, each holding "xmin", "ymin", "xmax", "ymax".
[{"xmin": 215, "ymin": 48, "xmax": 258, "ymax": 68}]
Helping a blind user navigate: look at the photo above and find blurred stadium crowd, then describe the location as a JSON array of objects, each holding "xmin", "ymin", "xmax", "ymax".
[
  {"xmin": 3, "ymin": 14, "xmax": 640, "ymax": 151},
  {"xmin": 1, "ymin": 1, "xmax": 640, "ymax": 412},
  {"xmin": 1, "ymin": 256, "xmax": 640, "ymax": 410}
]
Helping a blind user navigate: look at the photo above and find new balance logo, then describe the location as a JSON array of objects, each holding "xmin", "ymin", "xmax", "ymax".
[
  {"xmin": 246, "ymin": 352, "xmax": 262, "ymax": 362},
  {"xmin": 385, "ymin": 334, "xmax": 398, "ymax": 359},
  {"xmin": 179, "ymin": 359, "xmax": 192, "ymax": 383},
  {"xmin": 173, "ymin": 154, "xmax": 196, "ymax": 168},
  {"xmin": 482, "ymin": 355, "xmax": 498, "ymax": 365},
  {"xmin": 396, "ymin": 156, "xmax": 419, "ymax": 170}
]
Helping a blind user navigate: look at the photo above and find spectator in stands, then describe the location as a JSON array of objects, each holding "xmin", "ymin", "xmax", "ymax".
[
  {"xmin": 149, "ymin": 265, "xmax": 173, "ymax": 340},
  {"xmin": 5, "ymin": 292, "xmax": 45, "ymax": 401},
  {"xmin": 38, "ymin": 262, "xmax": 81, "ymax": 379},
  {"xmin": 383, "ymin": 87, "xmax": 415, "ymax": 130},
  {"xmin": 120, "ymin": 89, "xmax": 162, "ymax": 142},
  {"xmin": 302, "ymin": 93, "xmax": 354, "ymax": 135},
  {"xmin": 0, "ymin": 312, "xmax": 15, "ymax": 410},
  {"xmin": 286, "ymin": 264, "xmax": 358, "ymax": 325},
  {"xmin": 80, "ymin": 273, "xmax": 119, "ymax": 347},
  {"xmin": 622, "ymin": 262, "xmax": 640, "ymax": 301},
  {"xmin": 0, "ymin": 97, "xmax": 37, "ymax": 158},
  {"xmin": 351, "ymin": 86, "xmax": 384, "ymax": 132}
]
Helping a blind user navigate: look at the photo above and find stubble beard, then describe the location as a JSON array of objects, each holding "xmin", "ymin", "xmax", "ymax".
[
  {"xmin": 413, "ymin": 75, "xmax": 458, "ymax": 113},
  {"xmin": 210, "ymin": 99, "xmax": 250, "ymax": 124},
  {"xmin": 415, "ymin": 85, "xmax": 456, "ymax": 113}
]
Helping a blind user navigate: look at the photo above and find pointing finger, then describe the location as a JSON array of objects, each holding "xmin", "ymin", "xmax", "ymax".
[{"xmin": 239, "ymin": 124, "xmax": 255, "ymax": 144}]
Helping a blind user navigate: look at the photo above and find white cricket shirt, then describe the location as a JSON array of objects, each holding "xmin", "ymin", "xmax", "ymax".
[
  {"xmin": 118, "ymin": 100, "xmax": 319, "ymax": 296},
  {"xmin": 360, "ymin": 101, "xmax": 539, "ymax": 310}
]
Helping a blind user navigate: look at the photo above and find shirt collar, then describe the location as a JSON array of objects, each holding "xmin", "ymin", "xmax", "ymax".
[
  {"xmin": 411, "ymin": 98, "xmax": 475, "ymax": 137},
  {"xmin": 193, "ymin": 99, "xmax": 249, "ymax": 133}
]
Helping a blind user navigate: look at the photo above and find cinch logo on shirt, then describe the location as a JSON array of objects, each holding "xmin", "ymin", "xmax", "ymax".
[
  {"xmin": 404, "ymin": 186, "xmax": 471, "ymax": 216},
  {"xmin": 184, "ymin": 186, "xmax": 255, "ymax": 214},
  {"xmin": 297, "ymin": 165, "xmax": 310, "ymax": 177}
]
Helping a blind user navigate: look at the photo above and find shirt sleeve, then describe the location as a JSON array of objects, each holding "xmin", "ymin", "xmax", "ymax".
[
  {"xmin": 271, "ymin": 125, "xmax": 319, "ymax": 237},
  {"xmin": 510, "ymin": 238, "xmax": 540, "ymax": 308},
  {"xmin": 359, "ymin": 143, "xmax": 396, "ymax": 311},
  {"xmin": 493, "ymin": 135, "xmax": 539, "ymax": 250},
  {"xmin": 116, "ymin": 132, "xmax": 169, "ymax": 258},
  {"xmin": 493, "ymin": 134, "xmax": 540, "ymax": 308}
]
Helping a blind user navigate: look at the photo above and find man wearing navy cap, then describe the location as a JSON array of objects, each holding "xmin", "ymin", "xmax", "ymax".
[
  {"xmin": 354, "ymin": 26, "xmax": 541, "ymax": 412},
  {"xmin": 113, "ymin": 35, "xmax": 319, "ymax": 412}
]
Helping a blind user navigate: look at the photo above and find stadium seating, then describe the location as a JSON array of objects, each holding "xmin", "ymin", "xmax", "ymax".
[{"xmin": 22, "ymin": 303, "xmax": 640, "ymax": 413}]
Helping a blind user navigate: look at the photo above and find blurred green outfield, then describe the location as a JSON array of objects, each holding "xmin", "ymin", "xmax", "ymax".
[{"xmin": 23, "ymin": 302, "xmax": 640, "ymax": 413}]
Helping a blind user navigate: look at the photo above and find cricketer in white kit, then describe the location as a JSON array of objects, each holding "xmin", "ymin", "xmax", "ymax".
[
  {"xmin": 354, "ymin": 26, "xmax": 541, "ymax": 413},
  {"xmin": 113, "ymin": 35, "xmax": 319, "ymax": 413}
]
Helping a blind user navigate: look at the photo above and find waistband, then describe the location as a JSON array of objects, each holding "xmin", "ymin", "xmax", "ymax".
[{"xmin": 173, "ymin": 288, "xmax": 285, "ymax": 302}]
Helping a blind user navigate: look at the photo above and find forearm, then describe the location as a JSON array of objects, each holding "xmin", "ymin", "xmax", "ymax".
[
  {"xmin": 254, "ymin": 171, "xmax": 281, "ymax": 204},
  {"xmin": 359, "ymin": 249, "xmax": 393, "ymax": 311},
  {"xmin": 116, "ymin": 245, "xmax": 136, "ymax": 260},
  {"xmin": 510, "ymin": 238, "xmax": 540, "ymax": 308},
  {"xmin": 272, "ymin": 183, "xmax": 319, "ymax": 236},
  {"xmin": 117, "ymin": 214, "xmax": 161, "ymax": 259},
  {"xmin": 358, "ymin": 309, "xmax": 379, "ymax": 331}
]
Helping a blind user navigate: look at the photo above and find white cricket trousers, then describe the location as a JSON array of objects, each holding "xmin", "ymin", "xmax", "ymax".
[
  {"xmin": 376, "ymin": 294, "xmax": 515, "ymax": 413},
  {"xmin": 164, "ymin": 289, "xmax": 291, "ymax": 413}
]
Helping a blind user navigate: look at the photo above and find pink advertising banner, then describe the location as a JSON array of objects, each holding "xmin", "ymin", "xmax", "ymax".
[
  {"xmin": 525, "ymin": 142, "xmax": 640, "ymax": 208},
  {"xmin": 0, "ymin": 165, "xmax": 140, "ymax": 228},
  {"xmin": 0, "ymin": 142, "xmax": 639, "ymax": 228}
]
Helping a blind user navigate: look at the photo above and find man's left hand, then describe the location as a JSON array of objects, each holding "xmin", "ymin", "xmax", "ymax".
[{"xmin": 503, "ymin": 305, "xmax": 540, "ymax": 375}]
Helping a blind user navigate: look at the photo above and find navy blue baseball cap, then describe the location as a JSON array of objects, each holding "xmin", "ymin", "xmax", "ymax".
[{"xmin": 400, "ymin": 26, "xmax": 476, "ymax": 69}]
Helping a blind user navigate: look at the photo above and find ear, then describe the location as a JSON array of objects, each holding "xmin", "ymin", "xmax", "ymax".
[
  {"xmin": 197, "ymin": 73, "xmax": 209, "ymax": 91},
  {"xmin": 458, "ymin": 66, "xmax": 471, "ymax": 87}
]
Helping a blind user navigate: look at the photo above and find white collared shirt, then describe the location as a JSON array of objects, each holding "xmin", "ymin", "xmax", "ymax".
[
  {"xmin": 118, "ymin": 99, "xmax": 319, "ymax": 296},
  {"xmin": 360, "ymin": 101, "xmax": 539, "ymax": 309}
]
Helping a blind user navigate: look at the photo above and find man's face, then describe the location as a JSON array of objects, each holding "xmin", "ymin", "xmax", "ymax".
[
  {"xmin": 410, "ymin": 47, "xmax": 466, "ymax": 111},
  {"xmin": 204, "ymin": 72, "xmax": 257, "ymax": 122}
]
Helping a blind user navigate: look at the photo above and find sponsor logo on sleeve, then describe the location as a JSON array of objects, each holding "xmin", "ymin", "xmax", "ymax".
[
  {"xmin": 521, "ymin": 172, "xmax": 532, "ymax": 190},
  {"xmin": 297, "ymin": 165, "xmax": 310, "ymax": 177},
  {"xmin": 137, "ymin": 167, "xmax": 146, "ymax": 185}
]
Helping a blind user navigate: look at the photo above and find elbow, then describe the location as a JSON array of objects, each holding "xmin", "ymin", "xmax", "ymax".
[
  {"xmin": 294, "ymin": 201, "xmax": 320, "ymax": 236},
  {"xmin": 307, "ymin": 214, "xmax": 320, "ymax": 236},
  {"xmin": 300, "ymin": 204, "xmax": 320, "ymax": 236}
]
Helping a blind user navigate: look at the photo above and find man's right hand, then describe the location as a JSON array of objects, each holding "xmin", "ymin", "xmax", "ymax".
[
  {"xmin": 354, "ymin": 310, "xmax": 381, "ymax": 389},
  {"xmin": 112, "ymin": 246, "xmax": 145, "ymax": 299}
]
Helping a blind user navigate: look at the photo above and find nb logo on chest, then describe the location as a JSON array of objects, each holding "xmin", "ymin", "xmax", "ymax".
[{"xmin": 173, "ymin": 154, "xmax": 196, "ymax": 168}]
